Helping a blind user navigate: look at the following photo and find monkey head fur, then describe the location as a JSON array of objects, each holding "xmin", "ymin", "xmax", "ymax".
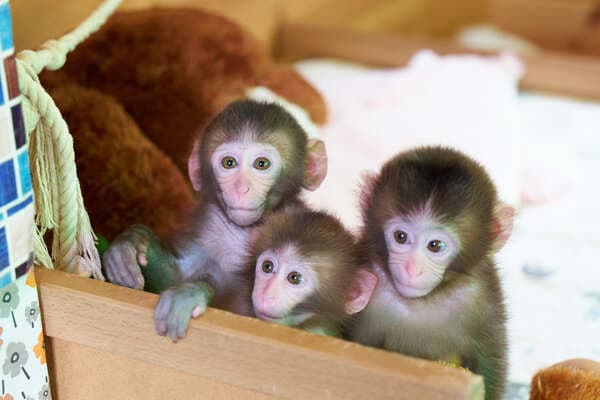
[
  {"xmin": 249, "ymin": 211, "xmax": 376, "ymax": 328},
  {"xmin": 188, "ymin": 100, "xmax": 327, "ymax": 227},
  {"xmin": 361, "ymin": 145, "xmax": 513, "ymax": 298}
]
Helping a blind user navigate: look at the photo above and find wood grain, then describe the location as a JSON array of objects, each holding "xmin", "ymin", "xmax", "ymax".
[
  {"xmin": 36, "ymin": 268, "xmax": 484, "ymax": 400},
  {"xmin": 490, "ymin": 0, "xmax": 600, "ymax": 56},
  {"xmin": 278, "ymin": 23, "xmax": 600, "ymax": 101},
  {"xmin": 47, "ymin": 338, "xmax": 272, "ymax": 400}
]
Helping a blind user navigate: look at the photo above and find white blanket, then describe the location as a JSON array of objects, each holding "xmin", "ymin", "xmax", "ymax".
[{"xmin": 295, "ymin": 53, "xmax": 600, "ymax": 386}]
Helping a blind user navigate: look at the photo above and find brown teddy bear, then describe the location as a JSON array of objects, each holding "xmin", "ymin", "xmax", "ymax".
[
  {"xmin": 530, "ymin": 358, "xmax": 600, "ymax": 400},
  {"xmin": 41, "ymin": 8, "xmax": 326, "ymax": 241}
]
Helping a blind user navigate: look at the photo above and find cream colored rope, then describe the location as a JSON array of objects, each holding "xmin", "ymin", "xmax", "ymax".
[{"xmin": 14, "ymin": 0, "xmax": 122, "ymax": 279}]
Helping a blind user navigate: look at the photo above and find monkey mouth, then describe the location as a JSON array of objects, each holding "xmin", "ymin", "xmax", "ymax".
[
  {"xmin": 393, "ymin": 280, "xmax": 434, "ymax": 299},
  {"xmin": 224, "ymin": 204, "xmax": 265, "ymax": 226},
  {"xmin": 254, "ymin": 310, "xmax": 283, "ymax": 322}
]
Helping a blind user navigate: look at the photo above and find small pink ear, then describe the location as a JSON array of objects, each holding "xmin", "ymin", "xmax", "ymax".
[
  {"xmin": 188, "ymin": 139, "xmax": 202, "ymax": 191},
  {"xmin": 359, "ymin": 173, "xmax": 377, "ymax": 213},
  {"xmin": 302, "ymin": 138, "xmax": 328, "ymax": 191},
  {"xmin": 492, "ymin": 203, "xmax": 515, "ymax": 250},
  {"xmin": 345, "ymin": 268, "xmax": 378, "ymax": 315}
]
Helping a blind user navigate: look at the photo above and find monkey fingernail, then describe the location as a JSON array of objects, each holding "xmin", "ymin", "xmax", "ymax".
[
  {"xmin": 191, "ymin": 306, "xmax": 203, "ymax": 318},
  {"xmin": 138, "ymin": 253, "xmax": 148, "ymax": 266}
]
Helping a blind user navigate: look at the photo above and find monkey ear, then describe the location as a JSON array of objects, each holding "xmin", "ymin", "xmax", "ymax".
[
  {"xmin": 345, "ymin": 268, "xmax": 378, "ymax": 315},
  {"xmin": 358, "ymin": 172, "xmax": 377, "ymax": 213},
  {"xmin": 491, "ymin": 203, "xmax": 515, "ymax": 251},
  {"xmin": 302, "ymin": 138, "xmax": 328, "ymax": 191},
  {"xmin": 187, "ymin": 138, "xmax": 202, "ymax": 191}
]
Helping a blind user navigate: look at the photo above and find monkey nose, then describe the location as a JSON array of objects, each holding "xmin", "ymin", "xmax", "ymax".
[{"xmin": 237, "ymin": 185, "xmax": 250, "ymax": 195}]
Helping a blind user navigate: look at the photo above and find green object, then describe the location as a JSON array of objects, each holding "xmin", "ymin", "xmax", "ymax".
[{"xmin": 96, "ymin": 235, "xmax": 110, "ymax": 258}]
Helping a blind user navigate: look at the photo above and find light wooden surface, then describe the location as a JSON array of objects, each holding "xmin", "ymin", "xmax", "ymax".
[
  {"xmin": 10, "ymin": 0, "xmax": 486, "ymax": 52},
  {"xmin": 120, "ymin": 0, "xmax": 279, "ymax": 46},
  {"xmin": 278, "ymin": 23, "xmax": 600, "ymax": 101},
  {"xmin": 47, "ymin": 338, "xmax": 272, "ymax": 400},
  {"xmin": 36, "ymin": 268, "xmax": 484, "ymax": 400},
  {"xmin": 490, "ymin": 0, "xmax": 600, "ymax": 56}
]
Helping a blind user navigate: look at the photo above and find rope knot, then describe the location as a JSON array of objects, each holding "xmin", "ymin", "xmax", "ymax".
[{"xmin": 42, "ymin": 39, "xmax": 68, "ymax": 71}]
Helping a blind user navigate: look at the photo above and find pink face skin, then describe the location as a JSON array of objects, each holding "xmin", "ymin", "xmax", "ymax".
[
  {"xmin": 252, "ymin": 245, "xmax": 316, "ymax": 325},
  {"xmin": 384, "ymin": 215, "xmax": 459, "ymax": 298},
  {"xmin": 211, "ymin": 141, "xmax": 282, "ymax": 226}
]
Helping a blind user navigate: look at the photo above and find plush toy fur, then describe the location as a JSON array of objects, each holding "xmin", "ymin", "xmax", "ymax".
[
  {"xmin": 530, "ymin": 359, "xmax": 600, "ymax": 400},
  {"xmin": 48, "ymin": 83, "xmax": 194, "ymax": 241},
  {"xmin": 41, "ymin": 8, "xmax": 326, "ymax": 240}
]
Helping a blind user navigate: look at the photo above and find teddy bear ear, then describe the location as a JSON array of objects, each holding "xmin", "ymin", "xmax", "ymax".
[{"xmin": 187, "ymin": 138, "xmax": 202, "ymax": 191}]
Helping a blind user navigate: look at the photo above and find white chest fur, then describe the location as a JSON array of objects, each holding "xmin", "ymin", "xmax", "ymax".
[{"xmin": 199, "ymin": 204, "xmax": 253, "ymax": 273}]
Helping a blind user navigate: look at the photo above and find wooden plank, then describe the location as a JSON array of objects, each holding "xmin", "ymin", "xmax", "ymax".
[
  {"xmin": 277, "ymin": 23, "xmax": 600, "ymax": 101},
  {"xmin": 489, "ymin": 0, "xmax": 600, "ymax": 56},
  {"xmin": 35, "ymin": 268, "xmax": 484, "ymax": 400},
  {"xmin": 11, "ymin": 0, "xmax": 105, "ymax": 51},
  {"xmin": 47, "ymin": 338, "xmax": 273, "ymax": 400},
  {"xmin": 120, "ymin": 0, "xmax": 279, "ymax": 46}
]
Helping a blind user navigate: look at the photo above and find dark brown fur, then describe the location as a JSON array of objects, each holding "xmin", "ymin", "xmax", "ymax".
[
  {"xmin": 197, "ymin": 100, "xmax": 308, "ymax": 217},
  {"xmin": 354, "ymin": 146, "xmax": 508, "ymax": 400}
]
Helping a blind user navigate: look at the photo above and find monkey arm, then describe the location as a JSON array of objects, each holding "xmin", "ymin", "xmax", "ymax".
[
  {"xmin": 139, "ymin": 229, "xmax": 182, "ymax": 294},
  {"xmin": 103, "ymin": 224, "xmax": 180, "ymax": 291}
]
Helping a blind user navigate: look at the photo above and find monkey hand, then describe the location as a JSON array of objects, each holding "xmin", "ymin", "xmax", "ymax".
[
  {"xmin": 154, "ymin": 282, "xmax": 215, "ymax": 341},
  {"xmin": 102, "ymin": 224, "xmax": 157, "ymax": 290}
]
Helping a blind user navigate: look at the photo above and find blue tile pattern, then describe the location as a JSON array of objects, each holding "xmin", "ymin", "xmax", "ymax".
[
  {"xmin": 0, "ymin": 0, "xmax": 34, "ymax": 290},
  {"xmin": 0, "ymin": 158, "xmax": 17, "ymax": 206},
  {"xmin": 0, "ymin": 2, "xmax": 13, "ymax": 51},
  {"xmin": 0, "ymin": 225, "xmax": 8, "ymax": 271},
  {"xmin": 11, "ymin": 102, "xmax": 25, "ymax": 148},
  {"xmin": 17, "ymin": 149, "xmax": 32, "ymax": 194}
]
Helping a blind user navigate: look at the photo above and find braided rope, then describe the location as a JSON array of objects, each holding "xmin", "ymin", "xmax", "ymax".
[{"xmin": 14, "ymin": 0, "xmax": 122, "ymax": 278}]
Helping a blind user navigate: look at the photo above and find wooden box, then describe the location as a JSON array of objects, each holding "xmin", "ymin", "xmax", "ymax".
[{"xmin": 36, "ymin": 268, "xmax": 484, "ymax": 399}]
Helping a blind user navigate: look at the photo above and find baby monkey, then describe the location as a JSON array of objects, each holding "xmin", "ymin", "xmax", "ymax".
[
  {"xmin": 249, "ymin": 211, "xmax": 377, "ymax": 336},
  {"xmin": 349, "ymin": 146, "xmax": 513, "ymax": 400}
]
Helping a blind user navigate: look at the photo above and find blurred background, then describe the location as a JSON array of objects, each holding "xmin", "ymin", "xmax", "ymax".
[{"xmin": 11, "ymin": 1, "xmax": 600, "ymax": 399}]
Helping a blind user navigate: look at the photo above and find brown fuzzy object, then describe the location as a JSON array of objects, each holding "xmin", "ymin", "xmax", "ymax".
[
  {"xmin": 40, "ymin": 8, "xmax": 326, "ymax": 240},
  {"xmin": 48, "ymin": 83, "xmax": 194, "ymax": 241},
  {"xmin": 530, "ymin": 359, "xmax": 600, "ymax": 400},
  {"xmin": 43, "ymin": 8, "xmax": 326, "ymax": 173}
]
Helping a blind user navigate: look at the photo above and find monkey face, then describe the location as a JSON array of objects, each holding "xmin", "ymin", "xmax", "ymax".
[
  {"xmin": 383, "ymin": 216, "xmax": 459, "ymax": 298},
  {"xmin": 251, "ymin": 245, "xmax": 316, "ymax": 325},
  {"xmin": 211, "ymin": 141, "xmax": 283, "ymax": 226}
]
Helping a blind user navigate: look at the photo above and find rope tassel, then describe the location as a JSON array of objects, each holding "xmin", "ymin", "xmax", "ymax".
[{"xmin": 14, "ymin": 0, "xmax": 122, "ymax": 279}]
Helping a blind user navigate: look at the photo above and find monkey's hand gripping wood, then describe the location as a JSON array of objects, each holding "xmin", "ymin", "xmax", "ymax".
[{"xmin": 102, "ymin": 224, "xmax": 180, "ymax": 293}]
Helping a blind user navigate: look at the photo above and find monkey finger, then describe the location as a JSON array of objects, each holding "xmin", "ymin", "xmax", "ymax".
[
  {"xmin": 191, "ymin": 305, "xmax": 205, "ymax": 318},
  {"xmin": 167, "ymin": 305, "xmax": 191, "ymax": 341},
  {"xmin": 104, "ymin": 248, "xmax": 132, "ymax": 287},
  {"xmin": 154, "ymin": 292, "xmax": 174, "ymax": 335},
  {"xmin": 136, "ymin": 242, "xmax": 148, "ymax": 262},
  {"xmin": 115, "ymin": 245, "xmax": 144, "ymax": 289}
]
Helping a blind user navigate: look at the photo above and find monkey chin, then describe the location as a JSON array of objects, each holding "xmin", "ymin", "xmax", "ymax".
[
  {"xmin": 393, "ymin": 280, "xmax": 435, "ymax": 299},
  {"xmin": 226, "ymin": 207, "xmax": 264, "ymax": 227}
]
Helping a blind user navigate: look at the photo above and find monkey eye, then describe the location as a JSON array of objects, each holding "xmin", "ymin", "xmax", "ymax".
[
  {"xmin": 221, "ymin": 156, "xmax": 238, "ymax": 169},
  {"xmin": 427, "ymin": 240, "xmax": 447, "ymax": 253},
  {"xmin": 253, "ymin": 157, "xmax": 271, "ymax": 171},
  {"xmin": 262, "ymin": 260, "xmax": 274, "ymax": 273},
  {"xmin": 393, "ymin": 230, "xmax": 408, "ymax": 244},
  {"xmin": 287, "ymin": 271, "xmax": 304, "ymax": 285}
]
